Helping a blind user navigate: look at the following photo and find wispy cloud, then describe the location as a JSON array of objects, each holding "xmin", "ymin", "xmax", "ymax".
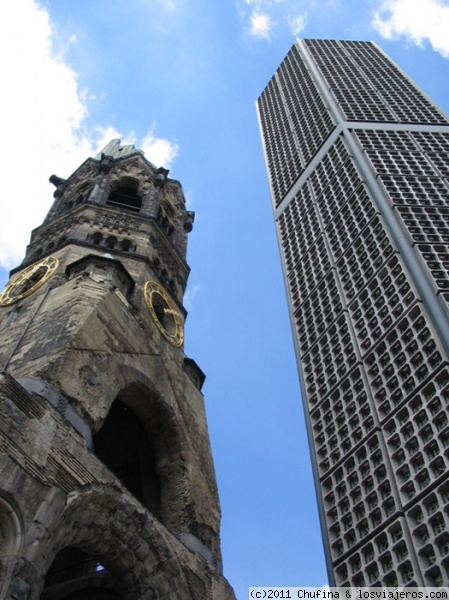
[
  {"xmin": 289, "ymin": 13, "xmax": 307, "ymax": 36},
  {"xmin": 0, "ymin": 0, "xmax": 88, "ymax": 267},
  {"xmin": 250, "ymin": 12, "xmax": 272, "ymax": 39},
  {"xmin": 183, "ymin": 283, "xmax": 200, "ymax": 311},
  {"xmin": 238, "ymin": 0, "xmax": 307, "ymax": 41},
  {"xmin": 373, "ymin": 0, "xmax": 449, "ymax": 58},
  {"xmin": 141, "ymin": 129, "xmax": 179, "ymax": 169},
  {"xmin": 0, "ymin": 0, "xmax": 179, "ymax": 269}
]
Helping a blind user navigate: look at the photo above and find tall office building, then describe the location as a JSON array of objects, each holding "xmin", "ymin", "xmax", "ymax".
[{"xmin": 257, "ymin": 40, "xmax": 449, "ymax": 587}]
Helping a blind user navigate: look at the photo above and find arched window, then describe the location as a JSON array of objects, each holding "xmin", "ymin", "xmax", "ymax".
[
  {"xmin": 119, "ymin": 239, "xmax": 133, "ymax": 252},
  {"xmin": 158, "ymin": 202, "xmax": 175, "ymax": 237},
  {"xmin": 93, "ymin": 400, "xmax": 160, "ymax": 515},
  {"xmin": 41, "ymin": 547, "xmax": 122, "ymax": 600},
  {"xmin": 107, "ymin": 179, "xmax": 141, "ymax": 213},
  {"xmin": 105, "ymin": 235, "xmax": 117, "ymax": 249},
  {"xmin": 91, "ymin": 232, "xmax": 103, "ymax": 245}
]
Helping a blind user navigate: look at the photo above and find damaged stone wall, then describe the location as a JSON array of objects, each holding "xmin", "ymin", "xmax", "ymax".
[
  {"xmin": 0, "ymin": 143, "xmax": 234, "ymax": 599},
  {"xmin": 0, "ymin": 374, "xmax": 234, "ymax": 599}
]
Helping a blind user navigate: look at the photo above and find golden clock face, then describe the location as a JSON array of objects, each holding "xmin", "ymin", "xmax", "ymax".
[
  {"xmin": 144, "ymin": 281, "xmax": 184, "ymax": 347},
  {"xmin": 0, "ymin": 256, "xmax": 59, "ymax": 306}
]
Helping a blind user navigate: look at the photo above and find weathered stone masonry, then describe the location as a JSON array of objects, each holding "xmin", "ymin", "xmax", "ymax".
[{"xmin": 0, "ymin": 140, "xmax": 235, "ymax": 600}]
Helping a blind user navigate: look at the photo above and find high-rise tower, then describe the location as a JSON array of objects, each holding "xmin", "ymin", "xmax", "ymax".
[
  {"xmin": 0, "ymin": 140, "xmax": 234, "ymax": 600},
  {"xmin": 257, "ymin": 40, "xmax": 449, "ymax": 587}
]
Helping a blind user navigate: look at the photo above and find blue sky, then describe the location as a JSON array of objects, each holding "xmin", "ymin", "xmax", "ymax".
[{"xmin": 1, "ymin": 0, "xmax": 449, "ymax": 597}]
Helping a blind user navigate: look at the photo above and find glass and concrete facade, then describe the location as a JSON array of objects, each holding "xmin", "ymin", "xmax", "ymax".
[{"xmin": 257, "ymin": 40, "xmax": 449, "ymax": 587}]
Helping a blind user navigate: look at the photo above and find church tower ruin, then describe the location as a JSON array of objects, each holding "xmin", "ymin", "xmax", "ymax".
[{"xmin": 0, "ymin": 140, "xmax": 234, "ymax": 600}]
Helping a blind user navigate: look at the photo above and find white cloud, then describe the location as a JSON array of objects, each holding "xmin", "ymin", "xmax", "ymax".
[
  {"xmin": 0, "ymin": 0, "xmax": 179, "ymax": 270},
  {"xmin": 141, "ymin": 130, "xmax": 179, "ymax": 169},
  {"xmin": 373, "ymin": 0, "xmax": 449, "ymax": 58},
  {"xmin": 183, "ymin": 283, "xmax": 200, "ymax": 311},
  {"xmin": 239, "ymin": 0, "xmax": 307, "ymax": 41},
  {"xmin": 0, "ymin": 0, "xmax": 88, "ymax": 268},
  {"xmin": 184, "ymin": 189, "xmax": 195, "ymax": 210},
  {"xmin": 250, "ymin": 11, "xmax": 272, "ymax": 39},
  {"xmin": 289, "ymin": 13, "xmax": 307, "ymax": 36}
]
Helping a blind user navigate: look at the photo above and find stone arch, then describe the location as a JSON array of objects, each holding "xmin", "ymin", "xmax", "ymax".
[
  {"xmin": 73, "ymin": 182, "xmax": 94, "ymax": 204},
  {"xmin": 0, "ymin": 494, "xmax": 24, "ymax": 599},
  {"xmin": 34, "ymin": 485, "xmax": 191, "ymax": 600},
  {"xmin": 92, "ymin": 366, "xmax": 193, "ymax": 532},
  {"xmin": 107, "ymin": 177, "xmax": 142, "ymax": 213},
  {"xmin": 93, "ymin": 397, "xmax": 160, "ymax": 516}
]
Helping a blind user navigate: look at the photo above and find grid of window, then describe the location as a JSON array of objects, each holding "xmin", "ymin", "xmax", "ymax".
[
  {"xmin": 354, "ymin": 128, "xmax": 449, "ymax": 318},
  {"xmin": 345, "ymin": 41, "xmax": 448, "ymax": 126},
  {"xmin": 306, "ymin": 137, "xmax": 354, "ymax": 205},
  {"xmin": 257, "ymin": 76, "xmax": 302, "ymax": 207},
  {"xmin": 355, "ymin": 129, "xmax": 438, "ymax": 177},
  {"xmin": 278, "ymin": 185, "xmax": 321, "ymax": 275},
  {"xmin": 363, "ymin": 303, "xmax": 446, "ymax": 410},
  {"xmin": 396, "ymin": 204, "xmax": 449, "ymax": 245},
  {"xmin": 335, "ymin": 215, "xmax": 395, "ymax": 302},
  {"xmin": 293, "ymin": 269, "xmax": 344, "ymax": 357},
  {"xmin": 412, "ymin": 131, "xmax": 449, "ymax": 178},
  {"xmin": 406, "ymin": 481, "xmax": 449, "ymax": 586},
  {"xmin": 305, "ymin": 39, "xmax": 448, "ymax": 125},
  {"xmin": 287, "ymin": 235, "xmax": 333, "ymax": 316},
  {"xmin": 354, "ymin": 130, "xmax": 449, "ymax": 209},
  {"xmin": 258, "ymin": 39, "xmax": 449, "ymax": 586},
  {"xmin": 257, "ymin": 44, "xmax": 337, "ymax": 208},
  {"xmin": 305, "ymin": 39, "xmax": 397, "ymax": 123},
  {"xmin": 301, "ymin": 312, "xmax": 359, "ymax": 406},
  {"xmin": 278, "ymin": 44, "xmax": 335, "ymax": 172},
  {"xmin": 311, "ymin": 366, "xmax": 376, "ymax": 477},
  {"xmin": 334, "ymin": 517, "xmax": 422, "ymax": 587},
  {"xmin": 322, "ymin": 433, "xmax": 400, "ymax": 562},
  {"xmin": 348, "ymin": 254, "xmax": 420, "ymax": 358},
  {"xmin": 416, "ymin": 244, "xmax": 449, "ymax": 295},
  {"xmin": 383, "ymin": 368, "xmax": 449, "ymax": 500},
  {"xmin": 378, "ymin": 174, "xmax": 449, "ymax": 207}
]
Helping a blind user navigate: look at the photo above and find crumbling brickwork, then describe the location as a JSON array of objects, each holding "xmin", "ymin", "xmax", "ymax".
[{"xmin": 0, "ymin": 140, "xmax": 234, "ymax": 599}]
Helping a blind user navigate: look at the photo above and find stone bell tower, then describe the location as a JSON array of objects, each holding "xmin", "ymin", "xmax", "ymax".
[{"xmin": 0, "ymin": 140, "xmax": 234, "ymax": 600}]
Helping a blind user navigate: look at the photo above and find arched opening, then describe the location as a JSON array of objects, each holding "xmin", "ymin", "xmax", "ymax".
[
  {"xmin": 119, "ymin": 239, "xmax": 133, "ymax": 252},
  {"xmin": 107, "ymin": 179, "xmax": 141, "ymax": 213},
  {"xmin": 93, "ymin": 399, "xmax": 160, "ymax": 515},
  {"xmin": 91, "ymin": 232, "xmax": 103, "ymax": 245},
  {"xmin": 158, "ymin": 202, "xmax": 175, "ymax": 237},
  {"xmin": 105, "ymin": 235, "xmax": 117, "ymax": 249},
  {"xmin": 41, "ymin": 546, "xmax": 122, "ymax": 600},
  {"xmin": 34, "ymin": 485, "xmax": 193, "ymax": 600}
]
